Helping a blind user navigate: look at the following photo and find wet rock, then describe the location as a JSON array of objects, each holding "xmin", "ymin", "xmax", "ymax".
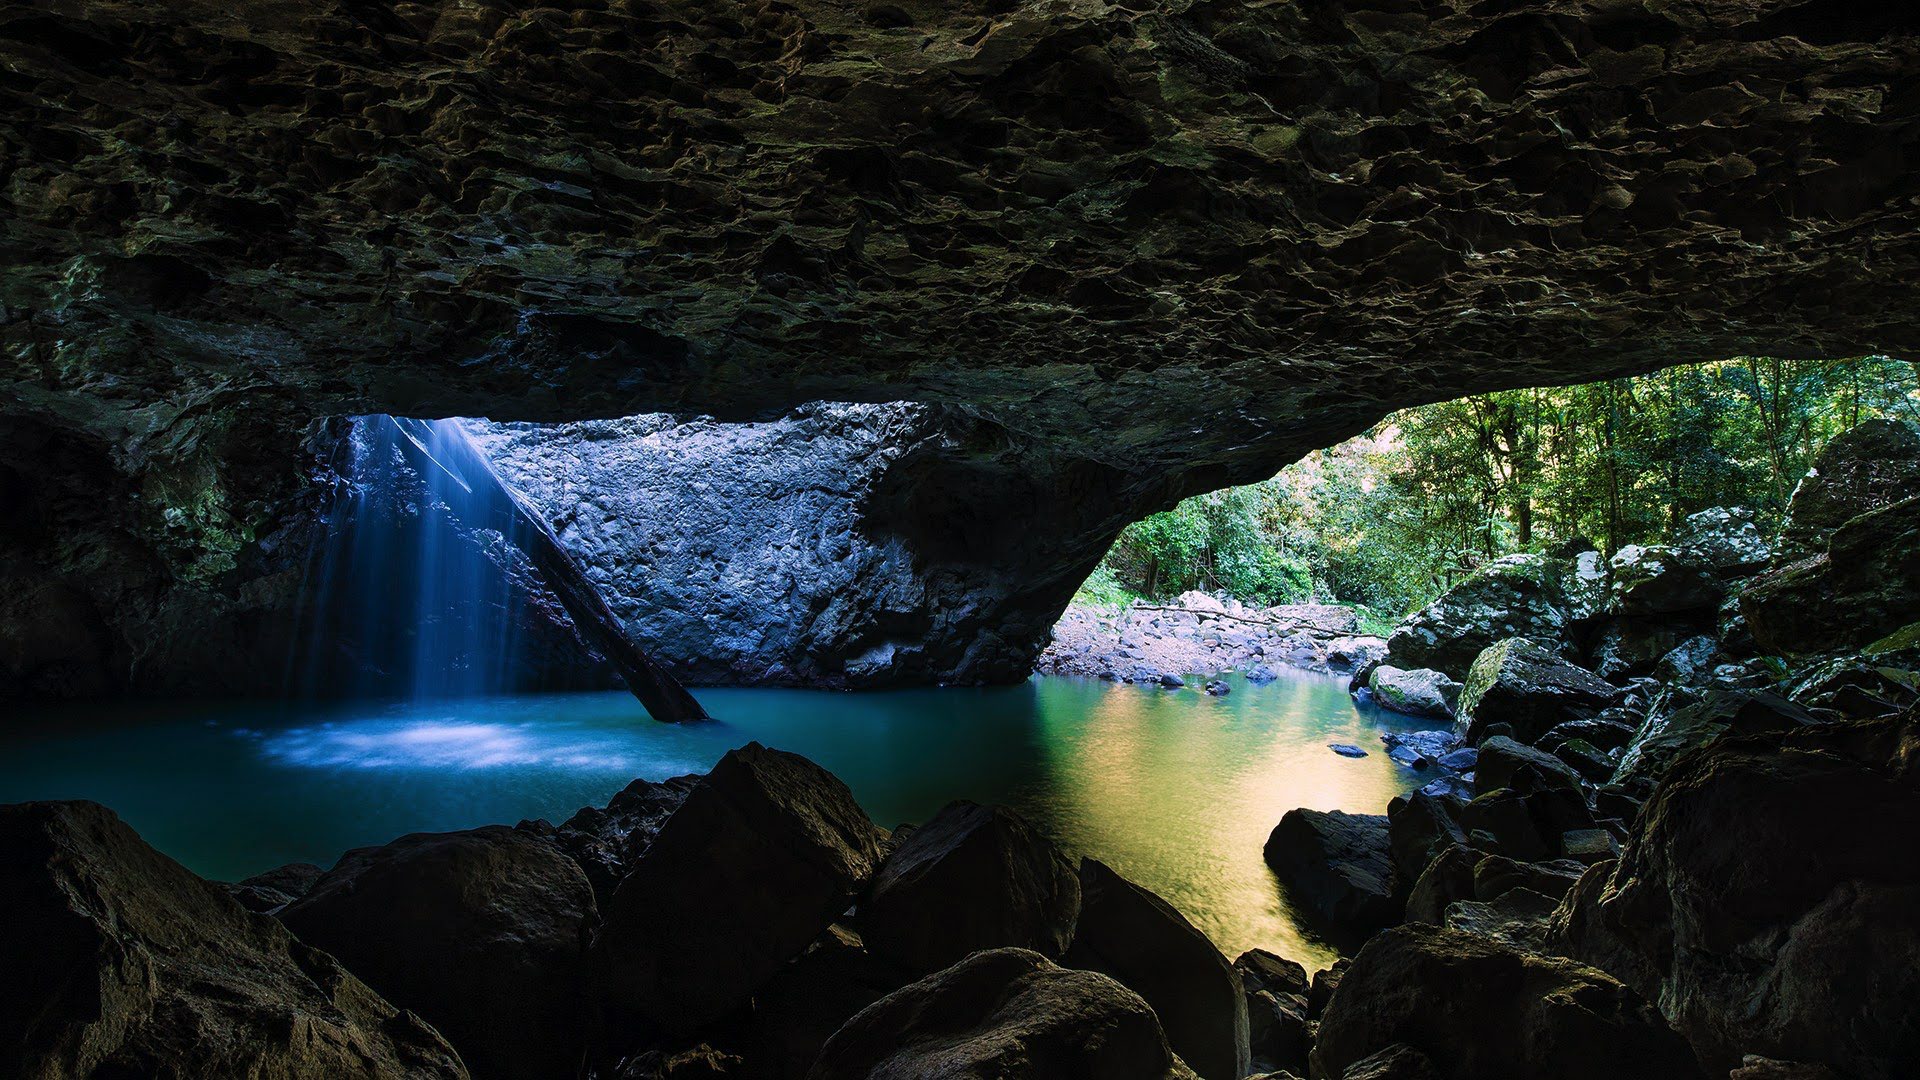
[
  {"xmin": 1309, "ymin": 925, "xmax": 1703, "ymax": 1080},
  {"xmin": 552, "ymin": 774, "xmax": 698, "ymax": 905},
  {"xmin": 748, "ymin": 925, "xmax": 908, "ymax": 1080},
  {"xmin": 221, "ymin": 861, "xmax": 324, "ymax": 914},
  {"xmin": 1653, "ymin": 634, "xmax": 1725, "ymax": 688},
  {"xmin": 1308, "ymin": 958, "xmax": 1349, "ymax": 1020},
  {"xmin": 1367, "ymin": 666, "xmax": 1460, "ymax": 719},
  {"xmin": 1384, "ymin": 555, "xmax": 1575, "ymax": 679},
  {"xmin": 1609, "ymin": 543, "xmax": 1724, "ymax": 615},
  {"xmin": 280, "ymin": 825, "xmax": 596, "ymax": 1080},
  {"xmin": 810, "ymin": 948, "xmax": 1198, "ymax": 1080},
  {"xmin": 862, "ymin": 801, "xmax": 1080, "ymax": 974},
  {"xmin": 1329, "ymin": 743, "xmax": 1369, "ymax": 758},
  {"xmin": 1386, "ymin": 791, "xmax": 1467, "ymax": 883},
  {"xmin": 1474, "ymin": 736, "xmax": 1586, "ymax": 795},
  {"xmin": 1675, "ymin": 506, "xmax": 1771, "ymax": 576},
  {"xmin": 1550, "ymin": 738, "xmax": 1616, "ymax": 782},
  {"xmin": 1586, "ymin": 616, "xmax": 1695, "ymax": 683},
  {"xmin": 1536, "ymin": 716, "xmax": 1638, "ymax": 754},
  {"xmin": 1404, "ymin": 845, "xmax": 1479, "ymax": 926},
  {"xmin": 1245, "ymin": 989, "xmax": 1310, "ymax": 1077},
  {"xmin": 1776, "ymin": 420, "xmax": 1920, "ymax": 560},
  {"xmin": 1613, "ymin": 684, "xmax": 1818, "ymax": 787},
  {"xmin": 1264, "ymin": 810, "xmax": 1399, "ymax": 945},
  {"xmin": 1455, "ymin": 638, "xmax": 1619, "ymax": 744},
  {"xmin": 1068, "ymin": 858, "xmax": 1248, "ymax": 1080},
  {"xmin": 1337, "ymin": 1043, "xmax": 1443, "ymax": 1080},
  {"xmin": 1551, "ymin": 709, "xmax": 1920, "ymax": 1078},
  {"xmin": 1204, "ymin": 679, "xmax": 1231, "ymax": 696},
  {"xmin": 0, "ymin": 800, "xmax": 467, "ymax": 1079},
  {"xmin": 1744, "ymin": 493, "xmax": 1920, "ymax": 656},
  {"xmin": 1442, "ymin": 886, "xmax": 1562, "ymax": 953},
  {"xmin": 1470, "ymin": 854, "xmax": 1587, "ymax": 904},
  {"xmin": 1235, "ymin": 948, "xmax": 1310, "ymax": 1000},
  {"xmin": 597, "ymin": 743, "xmax": 883, "ymax": 1034}
]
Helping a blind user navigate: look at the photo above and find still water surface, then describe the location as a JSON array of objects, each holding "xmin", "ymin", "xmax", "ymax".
[{"xmin": 2, "ymin": 673, "xmax": 1439, "ymax": 969}]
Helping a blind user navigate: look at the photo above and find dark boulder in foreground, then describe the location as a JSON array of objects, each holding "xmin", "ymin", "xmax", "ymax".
[
  {"xmin": 597, "ymin": 743, "xmax": 883, "ymax": 1034},
  {"xmin": 1552, "ymin": 709, "xmax": 1920, "ymax": 1079},
  {"xmin": 748, "ymin": 924, "xmax": 909, "ymax": 1080},
  {"xmin": 222, "ymin": 860, "xmax": 325, "ymax": 914},
  {"xmin": 860, "ymin": 800, "xmax": 1080, "ymax": 973},
  {"xmin": 1264, "ymin": 809, "xmax": 1398, "ymax": 946},
  {"xmin": 279, "ymin": 825, "xmax": 597, "ymax": 1080},
  {"xmin": 1068, "ymin": 858, "xmax": 1249, "ymax": 1080},
  {"xmin": 1454, "ymin": 638, "xmax": 1618, "ymax": 744},
  {"xmin": 809, "ymin": 948, "xmax": 1198, "ymax": 1080},
  {"xmin": 551, "ymin": 773, "xmax": 698, "ymax": 906},
  {"xmin": 0, "ymin": 800, "xmax": 467, "ymax": 1079},
  {"xmin": 1310, "ymin": 925, "xmax": 1703, "ymax": 1080}
]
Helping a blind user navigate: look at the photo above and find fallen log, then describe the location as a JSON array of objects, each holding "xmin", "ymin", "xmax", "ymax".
[{"xmin": 387, "ymin": 415, "xmax": 708, "ymax": 722}]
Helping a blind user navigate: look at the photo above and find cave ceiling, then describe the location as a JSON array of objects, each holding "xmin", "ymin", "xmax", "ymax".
[{"xmin": 3, "ymin": 0, "xmax": 1918, "ymax": 492}]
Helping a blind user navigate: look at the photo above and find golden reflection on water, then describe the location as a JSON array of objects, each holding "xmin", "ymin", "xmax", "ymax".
[{"xmin": 1027, "ymin": 676, "xmax": 1422, "ymax": 969}]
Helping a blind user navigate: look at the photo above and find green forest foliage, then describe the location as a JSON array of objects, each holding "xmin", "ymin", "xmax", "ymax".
[{"xmin": 1091, "ymin": 355, "xmax": 1920, "ymax": 618}]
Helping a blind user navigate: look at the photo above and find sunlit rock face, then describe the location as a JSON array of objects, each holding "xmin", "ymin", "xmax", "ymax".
[
  {"xmin": 4, "ymin": 0, "xmax": 1919, "ymax": 694},
  {"xmin": 472, "ymin": 403, "xmax": 1068, "ymax": 686}
]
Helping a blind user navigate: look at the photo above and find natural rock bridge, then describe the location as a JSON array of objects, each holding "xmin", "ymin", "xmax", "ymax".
[{"xmin": 4, "ymin": 0, "xmax": 1918, "ymax": 694}]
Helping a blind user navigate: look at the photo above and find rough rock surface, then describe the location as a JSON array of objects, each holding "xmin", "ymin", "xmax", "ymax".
[
  {"xmin": 550, "ymin": 773, "xmax": 698, "ymax": 906},
  {"xmin": 596, "ymin": 743, "xmax": 883, "ymax": 1034},
  {"xmin": 222, "ymin": 860, "xmax": 325, "ymax": 914},
  {"xmin": 9, "ymin": 1, "xmax": 1920, "ymax": 696},
  {"xmin": 1743, "ymin": 493, "xmax": 1920, "ymax": 656},
  {"xmin": 860, "ymin": 800, "xmax": 1080, "ymax": 974},
  {"xmin": 1384, "ymin": 555, "xmax": 1580, "ymax": 679},
  {"xmin": 1067, "ymin": 858, "xmax": 1249, "ymax": 1080},
  {"xmin": 1775, "ymin": 420, "xmax": 1920, "ymax": 560},
  {"xmin": 1367, "ymin": 666, "xmax": 1459, "ymax": 720},
  {"xmin": 278, "ymin": 825, "xmax": 597, "ymax": 1080},
  {"xmin": 1455, "ymin": 638, "xmax": 1618, "ymax": 744},
  {"xmin": 1036, "ymin": 596, "xmax": 1381, "ymax": 682},
  {"xmin": 0, "ymin": 800, "xmax": 468, "ymax": 1079},
  {"xmin": 1607, "ymin": 544, "xmax": 1723, "ymax": 615},
  {"xmin": 1551, "ymin": 709, "xmax": 1920, "ymax": 1079},
  {"xmin": 1263, "ymin": 809, "xmax": 1398, "ymax": 946},
  {"xmin": 1309, "ymin": 925, "xmax": 1702, "ymax": 1080},
  {"xmin": 810, "ymin": 948, "xmax": 1198, "ymax": 1080},
  {"xmin": 472, "ymin": 405, "xmax": 1057, "ymax": 687}
]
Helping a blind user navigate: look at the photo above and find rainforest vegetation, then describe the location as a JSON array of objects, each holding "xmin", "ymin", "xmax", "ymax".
[{"xmin": 1088, "ymin": 355, "xmax": 1920, "ymax": 617}]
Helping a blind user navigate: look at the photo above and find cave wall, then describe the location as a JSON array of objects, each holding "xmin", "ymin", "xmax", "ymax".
[{"xmin": 4, "ymin": 0, "xmax": 1919, "ymax": 695}]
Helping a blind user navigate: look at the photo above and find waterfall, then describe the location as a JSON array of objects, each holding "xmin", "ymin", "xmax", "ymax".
[{"xmin": 293, "ymin": 415, "xmax": 537, "ymax": 699}]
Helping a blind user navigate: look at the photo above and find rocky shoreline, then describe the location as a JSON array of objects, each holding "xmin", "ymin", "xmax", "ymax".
[{"xmin": 1036, "ymin": 592, "xmax": 1387, "ymax": 686}]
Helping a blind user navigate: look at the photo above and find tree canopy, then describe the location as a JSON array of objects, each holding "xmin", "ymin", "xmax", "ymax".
[{"xmin": 1090, "ymin": 355, "xmax": 1920, "ymax": 619}]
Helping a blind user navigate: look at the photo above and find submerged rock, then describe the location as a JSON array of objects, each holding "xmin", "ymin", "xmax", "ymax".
[
  {"xmin": 596, "ymin": 743, "xmax": 883, "ymax": 1034},
  {"xmin": 1068, "ymin": 858, "xmax": 1249, "ymax": 1080},
  {"xmin": 860, "ymin": 800, "xmax": 1080, "ymax": 974},
  {"xmin": 0, "ymin": 801, "xmax": 467, "ymax": 1079},
  {"xmin": 810, "ymin": 948, "xmax": 1199, "ymax": 1080},
  {"xmin": 1309, "ymin": 925, "xmax": 1703, "ymax": 1080},
  {"xmin": 1264, "ymin": 809, "xmax": 1399, "ymax": 945},
  {"xmin": 279, "ymin": 825, "xmax": 597, "ymax": 1080}
]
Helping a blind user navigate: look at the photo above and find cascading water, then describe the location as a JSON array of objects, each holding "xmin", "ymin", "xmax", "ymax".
[{"xmin": 293, "ymin": 415, "xmax": 547, "ymax": 699}]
